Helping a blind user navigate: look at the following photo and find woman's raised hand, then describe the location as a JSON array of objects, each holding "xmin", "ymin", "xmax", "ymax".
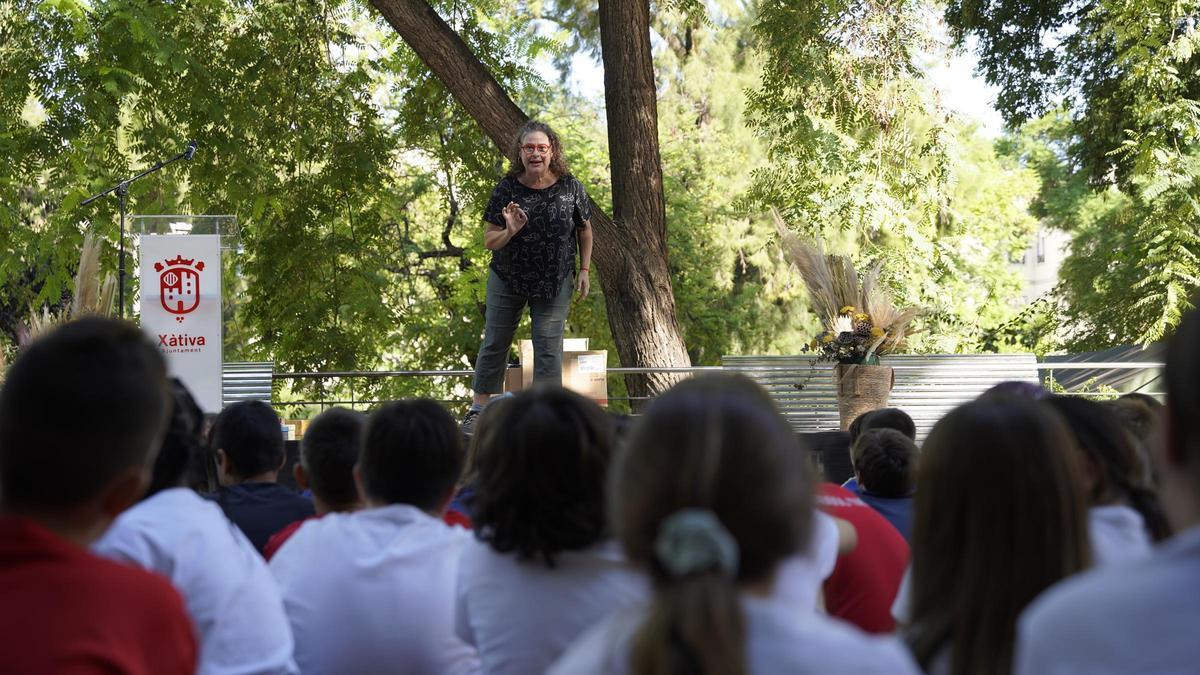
[{"xmin": 502, "ymin": 202, "xmax": 528, "ymax": 234}]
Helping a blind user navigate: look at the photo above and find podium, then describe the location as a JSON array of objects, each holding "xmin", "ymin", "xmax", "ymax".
[{"xmin": 131, "ymin": 215, "xmax": 238, "ymax": 413}]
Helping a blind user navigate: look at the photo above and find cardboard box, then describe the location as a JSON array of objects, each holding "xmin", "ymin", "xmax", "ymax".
[
  {"xmin": 512, "ymin": 339, "xmax": 608, "ymax": 406},
  {"xmin": 520, "ymin": 338, "xmax": 589, "ymax": 387},
  {"xmin": 503, "ymin": 365, "xmax": 523, "ymax": 394},
  {"xmin": 283, "ymin": 419, "xmax": 311, "ymax": 440},
  {"xmin": 564, "ymin": 350, "xmax": 609, "ymax": 406}
]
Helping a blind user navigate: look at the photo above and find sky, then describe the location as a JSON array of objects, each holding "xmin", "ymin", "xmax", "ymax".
[
  {"xmin": 922, "ymin": 36, "xmax": 1006, "ymax": 137},
  {"xmin": 538, "ymin": 31, "xmax": 1006, "ymax": 138}
]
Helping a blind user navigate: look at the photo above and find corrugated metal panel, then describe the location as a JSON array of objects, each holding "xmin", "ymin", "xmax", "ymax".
[
  {"xmin": 721, "ymin": 354, "xmax": 1038, "ymax": 441},
  {"xmin": 222, "ymin": 361, "xmax": 274, "ymax": 407}
]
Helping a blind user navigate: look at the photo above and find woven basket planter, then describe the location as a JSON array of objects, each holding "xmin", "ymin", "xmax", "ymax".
[{"xmin": 834, "ymin": 363, "xmax": 895, "ymax": 430}]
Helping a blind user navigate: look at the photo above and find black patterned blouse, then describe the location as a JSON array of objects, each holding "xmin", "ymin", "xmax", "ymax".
[{"xmin": 484, "ymin": 174, "xmax": 593, "ymax": 300}]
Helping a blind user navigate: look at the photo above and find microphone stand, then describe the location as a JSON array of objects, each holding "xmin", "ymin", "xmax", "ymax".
[{"xmin": 81, "ymin": 142, "xmax": 196, "ymax": 318}]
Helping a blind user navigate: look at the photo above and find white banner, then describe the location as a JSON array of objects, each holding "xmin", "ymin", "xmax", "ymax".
[{"xmin": 139, "ymin": 234, "xmax": 223, "ymax": 412}]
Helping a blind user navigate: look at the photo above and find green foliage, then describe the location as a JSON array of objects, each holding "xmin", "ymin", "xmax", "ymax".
[
  {"xmin": 742, "ymin": 0, "xmax": 1039, "ymax": 353},
  {"xmin": 980, "ymin": 1, "xmax": 1200, "ymax": 349},
  {"xmin": 0, "ymin": 0, "xmax": 554, "ymax": 407},
  {"xmin": 16, "ymin": 0, "xmax": 1179, "ymax": 413}
]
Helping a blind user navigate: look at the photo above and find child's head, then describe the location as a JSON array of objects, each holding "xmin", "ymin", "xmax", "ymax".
[
  {"xmin": 298, "ymin": 407, "xmax": 366, "ymax": 513},
  {"xmin": 470, "ymin": 385, "xmax": 614, "ymax": 566},
  {"xmin": 212, "ymin": 400, "xmax": 284, "ymax": 484},
  {"xmin": 852, "ymin": 428, "xmax": 917, "ymax": 498},
  {"xmin": 614, "ymin": 373, "xmax": 812, "ymax": 675},
  {"xmin": 0, "ymin": 318, "xmax": 169, "ymax": 535},
  {"xmin": 1046, "ymin": 395, "xmax": 1171, "ymax": 540},
  {"xmin": 359, "ymin": 399, "xmax": 463, "ymax": 512},
  {"xmin": 850, "ymin": 407, "xmax": 916, "ymax": 443}
]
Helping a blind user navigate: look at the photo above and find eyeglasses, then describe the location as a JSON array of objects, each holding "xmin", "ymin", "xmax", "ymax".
[{"xmin": 521, "ymin": 144, "xmax": 551, "ymax": 154}]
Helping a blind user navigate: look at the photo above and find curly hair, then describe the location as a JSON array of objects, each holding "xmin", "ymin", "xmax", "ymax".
[
  {"xmin": 506, "ymin": 119, "xmax": 572, "ymax": 179},
  {"xmin": 470, "ymin": 386, "xmax": 613, "ymax": 567}
]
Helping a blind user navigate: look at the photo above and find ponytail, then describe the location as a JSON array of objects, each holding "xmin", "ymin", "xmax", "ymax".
[
  {"xmin": 632, "ymin": 509, "xmax": 748, "ymax": 675},
  {"xmin": 631, "ymin": 577, "xmax": 746, "ymax": 675}
]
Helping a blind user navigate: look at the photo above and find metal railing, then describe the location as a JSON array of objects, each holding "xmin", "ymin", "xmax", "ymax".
[{"xmin": 268, "ymin": 360, "xmax": 1164, "ymax": 413}]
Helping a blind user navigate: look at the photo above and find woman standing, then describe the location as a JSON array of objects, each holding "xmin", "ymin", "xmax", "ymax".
[{"xmin": 462, "ymin": 120, "xmax": 593, "ymax": 433}]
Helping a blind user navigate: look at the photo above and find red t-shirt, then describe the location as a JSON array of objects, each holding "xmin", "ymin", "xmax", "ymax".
[
  {"xmin": 0, "ymin": 516, "xmax": 197, "ymax": 674},
  {"xmin": 816, "ymin": 483, "xmax": 909, "ymax": 634}
]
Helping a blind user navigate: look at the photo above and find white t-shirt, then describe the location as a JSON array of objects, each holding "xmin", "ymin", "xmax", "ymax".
[
  {"xmin": 772, "ymin": 510, "xmax": 840, "ymax": 611},
  {"xmin": 454, "ymin": 538, "xmax": 648, "ymax": 675},
  {"xmin": 1089, "ymin": 504, "xmax": 1152, "ymax": 566},
  {"xmin": 547, "ymin": 592, "xmax": 920, "ymax": 674},
  {"xmin": 269, "ymin": 504, "xmax": 480, "ymax": 675},
  {"xmin": 1015, "ymin": 525, "xmax": 1200, "ymax": 675},
  {"xmin": 94, "ymin": 488, "xmax": 298, "ymax": 675}
]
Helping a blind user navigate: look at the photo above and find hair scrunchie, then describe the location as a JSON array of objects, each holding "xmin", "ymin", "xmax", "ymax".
[{"xmin": 654, "ymin": 508, "xmax": 739, "ymax": 580}]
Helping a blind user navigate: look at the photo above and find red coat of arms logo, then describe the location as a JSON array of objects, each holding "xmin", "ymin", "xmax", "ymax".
[{"xmin": 154, "ymin": 255, "xmax": 205, "ymax": 322}]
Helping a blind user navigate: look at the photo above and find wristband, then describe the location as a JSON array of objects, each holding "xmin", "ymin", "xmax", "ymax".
[{"xmin": 580, "ymin": 267, "xmax": 589, "ymax": 272}]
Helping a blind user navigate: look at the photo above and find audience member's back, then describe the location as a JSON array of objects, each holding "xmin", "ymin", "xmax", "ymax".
[
  {"xmin": 904, "ymin": 398, "xmax": 1090, "ymax": 675},
  {"xmin": 95, "ymin": 379, "xmax": 297, "ymax": 674},
  {"xmin": 1015, "ymin": 305, "xmax": 1200, "ymax": 675},
  {"xmin": 0, "ymin": 318, "xmax": 197, "ymax": 674},
  {"xmin": 548, "ymin": 374, "xmax": 918, "ymax": 674},
  {"xmin": 852, "ymin": 428, "xmax": 917, "ymax": 541},
  {"xmin": 209, "ymin": 400, "xmax": 314, "ymax": 553},
  {"xmin": 269, "ymin": 399, "xmax": 478, "ymax": 675},
  {"xmin": 1046, "ymin": 396, "xmax": 1170, "ymax": 565},
  {"xmin": 263, "ymin": 407, "xmax": 366, "ymax": 560},
  {"xmin": 816, "ymin": 482, "xmax": 909, "ymax": 633},
  {"xmin": 455, "ymin": 386, "xmax": 647, "ymax": 675}
]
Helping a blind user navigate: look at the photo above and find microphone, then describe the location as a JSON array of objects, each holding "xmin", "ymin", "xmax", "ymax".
[{"xmin": 183, "ymin": 140, "xmax": 197, "ymax": 161}]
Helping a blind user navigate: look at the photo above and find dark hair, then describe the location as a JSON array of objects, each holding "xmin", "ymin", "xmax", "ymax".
[
  {"xmin": 1111, "ymin": 396, "xmax": 1163, "ymax": 444},
  {"xmin": 1166, "ymin": 303, "xmax": 1200, "ymax": 486},
  {"xmin": 852, "ymin": 428, "xmax": 916, "ymax": 498},
  {"xmin": 1118, "ymin": 392, "xmax": 1162, "ymax": 410},
  {"xmin": 471, "ymin": 386, "xmax": 614, "ymax": 566},
  {"xmin": 979, "ymin": 380, "xmax": 1050, "ymax": 401},
  {"xmin": 0, "ymin": 318, "xmax": 169, "ymax": 511},
  {"xmin": 906, "ymin": 398, "xmax": 1090, "ymax": 675},
  {"xmin": 145, "ymin": 379, "xmax": 205, "ymax": 498},
  {"xmin": 1046, "ymin": 396, "xmax": 1171, "ymax": 541},
  {"xmin": 810, "ymin": 431, "xmax": 853, "ymax": 484},
  {"xmin": 857, "ymin": 407, "xmax": 917, "ymax": 441},
  {"xmin": 188, "ymin": 413, "xmax": 222, "ymax": 493},
  {"xmin": 610, "ymin": 412, "xmax": 634, "ymax": 445},
  {"xmin": 360, "ymin": 399, "xmax": 463, "ymax": 510},
  {"xmin": 615, "ymin": 374, "xmax": 812, "ymax": 675},
  {"xmin": 847, "ymin": 410, "xmax": 873, "ymax": 443},
  {"xmin": 300, "ymin": 407, "xmax": 366, "ymax": 507},
  {"xmin": 506, "ymin": 119, "xmax": 571, "ymax": 179},
  {"xmin": 462, "ymin": 395, "xmax": 517, "ymax": 487},
  {"xmin": 1109, "ymin": 396, "xmax": 1162, "ymax": 485},
  {"xmin": 212, "ymin": 400, "xmax": 284, "ymax": 479}
]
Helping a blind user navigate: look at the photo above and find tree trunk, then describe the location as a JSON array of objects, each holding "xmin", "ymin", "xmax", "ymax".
[
  {"xmin": 595, "ymin": 0, "xmax": 692, "ymax": 399},
  {"xmin": 368, "ymin": 0, "xmax": 692, "ymax": 401}
]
